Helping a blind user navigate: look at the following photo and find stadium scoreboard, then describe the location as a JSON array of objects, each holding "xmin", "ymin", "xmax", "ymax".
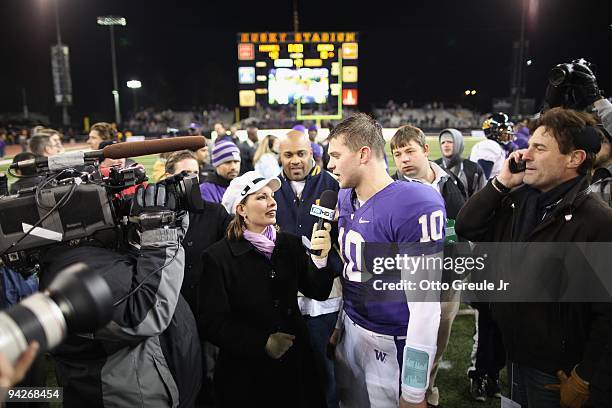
[{"xmin": 237, "ymin": 32, "xmax": 359, "ymax": 108}]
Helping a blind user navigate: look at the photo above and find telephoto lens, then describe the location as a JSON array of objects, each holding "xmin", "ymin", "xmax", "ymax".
[
  {"xmin": 549, "ymin": 63, "xmax": 574, "ymax": 87},
  {"xmin": 0, "ymin": 263, "xmax": 113, "ymax": 363}
]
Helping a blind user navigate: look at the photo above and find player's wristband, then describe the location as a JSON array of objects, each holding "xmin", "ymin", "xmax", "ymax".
[{"xmin": 491, "ymin": 177, "xmax": 511, "ymax": 194}]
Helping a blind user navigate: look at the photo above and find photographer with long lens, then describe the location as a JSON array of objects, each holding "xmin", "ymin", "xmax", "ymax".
[
  {"xmin": 38, "ymin": 182, "xmax": 202, "ymax": 408},
  {"xmin": 543, "ymin": 58, "xmax": 612, "ymax": 207}
]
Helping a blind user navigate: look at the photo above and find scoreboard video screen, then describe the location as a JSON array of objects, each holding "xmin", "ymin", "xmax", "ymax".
[{"xmin": 237, "ymin": 32, "xmax": 359, "ymax": 108}]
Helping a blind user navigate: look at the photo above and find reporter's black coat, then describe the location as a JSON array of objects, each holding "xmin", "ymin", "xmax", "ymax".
[{"xmin": 199, "ymin": 231, "xmax": 333, "ymax": 408}]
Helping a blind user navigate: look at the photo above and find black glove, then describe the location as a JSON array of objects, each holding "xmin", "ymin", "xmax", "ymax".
[
  {"xmin": 130, "ymin": 183, "xmax": 178, "ymax": 231},
  {"xmin": 571, "ymin": 61, "xmax": 603, "ymax": 108}
]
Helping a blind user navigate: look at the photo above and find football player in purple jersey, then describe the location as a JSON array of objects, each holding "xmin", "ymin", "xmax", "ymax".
[{"xmin": 326, "ymin": 113, "xmax": 446, "ymax": 408}]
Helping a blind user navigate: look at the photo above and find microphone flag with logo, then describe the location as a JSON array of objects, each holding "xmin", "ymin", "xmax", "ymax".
[{"xmin": 309, "ymin": 189, "xmax": 338, "ymax": 255}]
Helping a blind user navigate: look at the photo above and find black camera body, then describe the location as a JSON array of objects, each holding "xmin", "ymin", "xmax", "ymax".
[
  {"xmin": 549, "ymin": 62, "xmax": 580, "ymax": 87},
  {"xmin": 546, "ymin": 58, "xmax": 599, "ymax": 111},
  {"xmin": 161, "ymin": 170, "xmax": 204, "ymax": 214},
  {"xmin": 548, "ymin": 58, "xmax": 594, "ymax": 87},
  {"xmin": 0, "ymin": 183, "xmax": 116, "ymax": 270}
]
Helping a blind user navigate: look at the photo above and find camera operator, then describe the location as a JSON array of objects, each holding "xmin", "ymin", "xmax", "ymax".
[
  {"xmin": 38, "ymin": 183, "xmax": 202, "ymax": 408},
  {"xmin": 456, "ymin": 107, "xmax": 612, "ymax": 408}
]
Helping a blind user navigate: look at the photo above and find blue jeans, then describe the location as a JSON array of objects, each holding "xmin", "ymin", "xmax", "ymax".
[
  {"xmin": 508, "ymin": 362, "xmax": 561, "ymax": 408},
  {"xmin": 304, "ymin": 312, "xmax": 339, "ymax": 408}
]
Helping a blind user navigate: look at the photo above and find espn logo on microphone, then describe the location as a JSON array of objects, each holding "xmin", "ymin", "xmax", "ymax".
[{"xmin": 310, "ymin": 204, "xmax": 335, "ymax": 221}]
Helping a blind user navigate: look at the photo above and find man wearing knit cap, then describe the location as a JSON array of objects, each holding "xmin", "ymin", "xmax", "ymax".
[{"xmin": 199, "ymin": 141, "xmax": 241, "ymax": 203}]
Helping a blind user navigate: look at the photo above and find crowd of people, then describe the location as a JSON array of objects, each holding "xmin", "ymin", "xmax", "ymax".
[
  {"xmin": 373, "ymin": 101, "xmax": 486, "ymax": 130},
  {"xmin": 0, "ymin": 59, "xmax": 612, "ymax": 408},
  {"xmin": 125, "ymin": 105, "xmax": 234, "ymax": 136},
  {"xmin": 0, "ymin": 102, "xmax": 480, "ymax": 151},
  {"xmin": 124, "ymin": 102, "xmax": 479, "ymax": 134}
]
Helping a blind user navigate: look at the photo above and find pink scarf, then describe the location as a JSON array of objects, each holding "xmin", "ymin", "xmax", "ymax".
[{"xmin": 243, "ymin": 225, "xmax": 277, "ymax": 259}]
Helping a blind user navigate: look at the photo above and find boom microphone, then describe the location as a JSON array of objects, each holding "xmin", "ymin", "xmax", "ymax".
[
  {"xmin": 102, "ymin": 136, "xmax": 206, "ymax": 159},
  {"xmin": 9, "ymin": 151, "xmax": 104, "ymax": 172},
  {"xmin": 9, "ymin": 136, "xmax": 207, "ymax": 173},
  {"xmin": 309, "ymin": 190, "xmax": 338, "ymax": 256}
]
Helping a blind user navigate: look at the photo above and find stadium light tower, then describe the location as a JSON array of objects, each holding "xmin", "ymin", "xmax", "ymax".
[
  {"xmin": 97, "ymin": 16, "xmax": 127, "ymax": 126},
  {"xmin": 53, "ymin": 0, "xmax": 70, "ymax": 126}
]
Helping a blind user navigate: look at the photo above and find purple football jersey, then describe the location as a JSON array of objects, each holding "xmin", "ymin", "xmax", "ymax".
[{"xmin": 338, "ymin": 181, "xmax": 446, "ymax": 336}]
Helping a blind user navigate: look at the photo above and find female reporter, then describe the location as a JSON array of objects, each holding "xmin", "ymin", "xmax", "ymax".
[{"xmin": 200, "ymin": 171, "xmax": 333, "ymax": 408}]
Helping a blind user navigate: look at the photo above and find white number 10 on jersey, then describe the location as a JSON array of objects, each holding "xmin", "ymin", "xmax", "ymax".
[{"xmin": 418, "ymin": 210, "xmax": 444, "ymax": 242}]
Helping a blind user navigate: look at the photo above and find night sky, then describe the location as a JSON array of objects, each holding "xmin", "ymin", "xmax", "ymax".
[{"xmin": 0, "ymin": 0, "xmax": 610, "ymax": 125}]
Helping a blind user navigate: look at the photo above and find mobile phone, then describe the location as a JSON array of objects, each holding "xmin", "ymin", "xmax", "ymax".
[{"xmin": 509, "ymin": 158, "xmax": 527, "ymax": 173}]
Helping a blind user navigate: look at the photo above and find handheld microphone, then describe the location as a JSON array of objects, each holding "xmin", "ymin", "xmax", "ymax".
[{"xmin": 309, "ymin": 190, "xmax": 338, "ymax": 256}]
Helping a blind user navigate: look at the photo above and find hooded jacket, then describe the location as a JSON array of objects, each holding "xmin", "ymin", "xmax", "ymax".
[{"xmin": 435, "ymin": 128, "xmax": 486, "ymax": 197}]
